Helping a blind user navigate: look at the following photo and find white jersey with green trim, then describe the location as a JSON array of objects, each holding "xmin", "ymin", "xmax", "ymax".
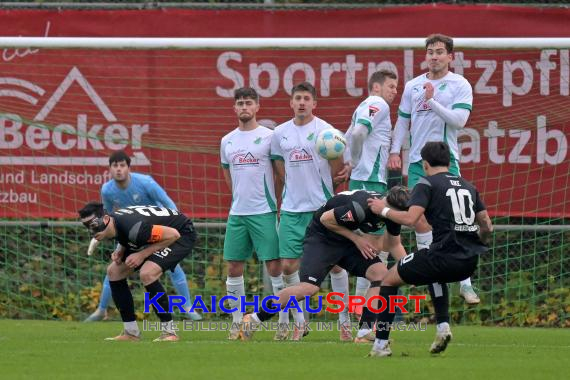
[
  {"xmin": 398, "ymin": 71, "xmax": 473, "ymax": 163},
  {"xmin": 345, "ymin": 95, "xmax": 391, "ymax": 184},
  {"xmin": 271, "ymin": 117, "xmax": 335, "ymax": 213},
  {"xmin": 220, "ymin": 126, "xmax": 277, "ymax": 215}
]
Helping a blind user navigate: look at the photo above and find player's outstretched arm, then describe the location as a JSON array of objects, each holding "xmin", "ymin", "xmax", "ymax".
[
  {"xmin": 476, "ymin": 210, "xmax": 494, "ymax": 245},
  {"xmin": 368, "ymin": 198, "xmax": 424, "ymax": 228}
]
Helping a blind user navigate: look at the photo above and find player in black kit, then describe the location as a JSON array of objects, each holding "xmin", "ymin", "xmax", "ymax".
[
  {"xmin": 239, "ymin": 186, "xmax": 410, "ymax": 341},
  {"xmin": 78, "ymin": 202, "xmax": 197, "ymax": 342},
  {"xmin": 367, "ymin": 141, "xmax": 494, "ymax": 357}
]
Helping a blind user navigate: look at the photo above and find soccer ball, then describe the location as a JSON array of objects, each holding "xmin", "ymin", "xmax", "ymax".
[{"xmin": 315, "ymin": 128, "xmax": 346, "ymax": 160}]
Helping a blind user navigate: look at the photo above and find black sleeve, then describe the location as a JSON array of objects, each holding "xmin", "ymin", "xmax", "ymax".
[
  {"xmin": 385, "ymin": 218, "xmax": 401, "ymax": 236},
  {"xmin": 126, "ymin": 219, "xmax": 153, "ymax": 246},
  {"xmin": 474, "ymin": 189, "xmax": 486, "ymax": 213},
  {"xmin": 408, "ymin": 182, "xmax": 431, "ymax": 209}
]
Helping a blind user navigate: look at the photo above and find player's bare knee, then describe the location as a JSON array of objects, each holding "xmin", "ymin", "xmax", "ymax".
[
  {"xmin": 365, "ymin": 263, "xmax": 387, "ymax": 282},
  {"xmin": 139, "ymin": 266, "xmax": 162, "ymax": 285},
  {"xmin": 226, "ymin": 260, "xmax": 245, "ymax": 277},
  {"xmin": 107, "ymin": 263, "xmax": 125, "ymax": 281},
  {"xmin": 281, "ymin": 259, "xmax": 299, "ymax": 275},
  {"xmin": 265, "ymin": 259, "xmax": 282, "ymax": 277}
]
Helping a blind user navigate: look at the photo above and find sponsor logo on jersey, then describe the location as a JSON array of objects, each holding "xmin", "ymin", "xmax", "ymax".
[
  {"xmin": 232, "ymin": 152, "xmax": 260, "ymax": 167},
  {"xmin": 340, "ymin": 210, "xmax": 354, "ymax": 222},
  {"xmin": 416, "ymin": 99, "xmax": 432, "ymax": 113},
  {"xmin": 288, "ymin": 148, "xmax": 313, "ymax": 164},
  {"xmin": 369, "ymin": 105, "xmax": 379, "ymax": 117}
]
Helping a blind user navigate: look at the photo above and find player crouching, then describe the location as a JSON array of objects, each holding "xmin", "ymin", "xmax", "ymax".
[{"xmin": 79, "ymin": 202, "xmax": 197, "ymax": 342}]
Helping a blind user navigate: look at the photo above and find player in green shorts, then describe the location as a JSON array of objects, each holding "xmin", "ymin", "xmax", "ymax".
[
  {"xmin": 344, "ymin": 69, "xmax": 403, "ymax": 340},
  {"xmin": 271, "ymin": 82, "xmax": 351, "ymax": 341},
  {"xmin": 388, "ymin": 34, "xmax": 480, "ymax": 305},
  {"xmin": 220, "ymin": 87, "xmax": 283, "ymax": 340}
]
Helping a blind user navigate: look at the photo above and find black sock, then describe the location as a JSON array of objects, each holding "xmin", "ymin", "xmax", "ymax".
[
  {"xmin": 109, "ymin": 279, "xmax": 136, "ymax": 322},
  {"xmin": 145, "ymin": 280, "xmax": 172, "ymax": 322},
  {"xmin": 375, "ymin": 286, "xmax": 399, "ymax": 340},
  {"xmin": 257, "ymin": 300, "xmax": 280, "ymax": 322},
  {"xmin": 428, "ymin": 282, "xmax": 450, "ymax": 324},
  {"xmin": 358, "ymin": 307, "xmax": 377, "ymax": 330}
]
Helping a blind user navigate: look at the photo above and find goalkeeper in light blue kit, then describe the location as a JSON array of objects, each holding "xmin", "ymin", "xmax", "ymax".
[{"xmin": 84, "ymin": 150, "xmax": 201, "ymax": 322}]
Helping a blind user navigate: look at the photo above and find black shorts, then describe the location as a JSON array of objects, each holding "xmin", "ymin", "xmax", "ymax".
[
  {"xmin": 299, "ymin": 229, "xmax": 383, "ymax": 287},
  {"xmin": 127, "ymin": 228, "xmax": 197, "ymax": 273},
  {"xmin": 397, "ymin": 248, "xmax": 478, "ymax": 286}
]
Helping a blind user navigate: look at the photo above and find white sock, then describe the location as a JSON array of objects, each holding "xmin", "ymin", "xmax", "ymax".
[
  {"xmin": 437, "ymin": 322, "xmax": 450, "ymax": 332},
  {"xmin": 357, "ymin": 328, "xmax": 372, "ymax": 338},
  {"xmin": 124, "ymin": 321, "xmax": 140, "ymax": 336},
  {"xmin": 250, "ymin": 313, "xmax": 261, "ymax": 323},
  {"xmin": 270, "ymin": 274, "xmax": 288, "ymax": 324},
  {"xmin": 373, "ymin": 338, "xmax": 389, "ymax": 350},
  {"xmin": 226, "ymin": 276, "xmax": 245, "ymax": 323},
  {"xmin": 415, "ymin": 231, "xmax": 433, "ymax": 250},
  {"xmin": 460, "ymin": 278, "xmax": 472, "ymax": 287},
  {"xmin": 378, "ymin": 251, "xmax": 389, "ymax": 264},
  {"xmin": 283, "ymin": 272, "xmax": 304, "ymax": 324},
  {"xmin": 355, "ymin": 277, "xmax": 370, "ymax": 298},
  {"xmin": 330, "ymin": 269, "xmax": 350, "ymax": 325}
]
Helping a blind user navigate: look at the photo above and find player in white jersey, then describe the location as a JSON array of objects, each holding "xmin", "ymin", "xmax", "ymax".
[
  {"xmin": 271, "ymin": 82, "xmax": 351, "ymax": 341},
  {"xmin": 220, "ymin": 87, "xmax": 284, "ymax": 340},
  {"xmin": 388, "ymin": 34, "xmax": 480, "ymax": 304},
  {"xmin": 344, "ymin": 70, "xmax": 408, "ymax": 341}
]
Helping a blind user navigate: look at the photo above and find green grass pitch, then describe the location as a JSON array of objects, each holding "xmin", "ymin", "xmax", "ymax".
[{"xmin": 2, "ymin": 320, "xmax": 568, "ymax": 380}]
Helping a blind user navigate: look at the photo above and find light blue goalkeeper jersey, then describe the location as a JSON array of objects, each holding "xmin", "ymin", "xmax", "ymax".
[{"xmin": 101, "ymin": 172, "xmax": 176, "ymax": 213}]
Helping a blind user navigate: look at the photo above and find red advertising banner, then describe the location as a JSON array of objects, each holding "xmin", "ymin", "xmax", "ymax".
[{"xmin": 0, "ymin": 6, "xmax": 568, "ymax": 218}]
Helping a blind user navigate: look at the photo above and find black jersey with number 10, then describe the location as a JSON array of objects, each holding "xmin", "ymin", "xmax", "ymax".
[{"xmin": 409, "ymin": 172, "xmax": 488, "ymax": 257}]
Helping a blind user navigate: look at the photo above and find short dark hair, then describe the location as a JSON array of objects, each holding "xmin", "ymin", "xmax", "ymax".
[
  {"xmin": 421, "ymin": 141, "xmax": 451, "ymax": 167},
  {"xmin": 234, "ymin": 87, "xmax": 259, "ymax": 102},
  {"xmin": 109, "ymin": 150, "xmax": 131, "ymax": 167},
  {"xmin": 78, "ymin": 201, "xmax": 105, "ymax": 219},
  {"xmin": 386, "ymin": 185, "xmax": 410, "ymax": 211},
  {"xmin": 425, "ymin": 34, "xmax": 454, "ymax": 54},
  {"xmin": 291, "ymin": 81, "xmax": 317, "ymax": 100},
  {"xmin": 368, "ymin": 70, "xmax": 397, "ymax": 91}
]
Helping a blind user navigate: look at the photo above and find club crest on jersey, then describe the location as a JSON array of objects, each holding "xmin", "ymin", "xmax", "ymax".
[
  {"xmin": 340, "ymin": 210, "xmax": 354, "ymax": 222},
  {"xmin": 254, "ymin": 137, "xmax": 262, "ymax": 144},
  {"xmin": 288, "ymin": 148, "xmax": 313, "ymax": 165},
  {"xmin": 439, "ymin": 83, "xmax": 447, "ymax": 91},
  {"xmin": 369, "ymin": 105, "xmax": 379, "ymax": 117},
  {"xmin": 307, "ymin": 133, "xmax": 315, "ymax": 141}
]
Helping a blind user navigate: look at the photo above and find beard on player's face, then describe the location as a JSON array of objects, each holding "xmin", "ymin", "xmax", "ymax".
[{"xmin": 239, "ymin": 114, "xmax": 254, "ymax": 123}]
